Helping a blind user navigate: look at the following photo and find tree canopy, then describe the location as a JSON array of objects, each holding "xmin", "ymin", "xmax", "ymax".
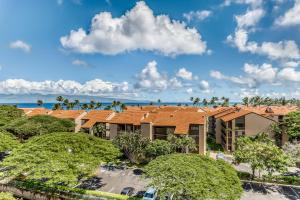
[
  {"xmin": 0, "ymin": 132, "xmax": 120, "ymax": 186},
  {"xmin": 0, "ymin": 105, "xmax": 24, "ymax": 127},
  {"xmin": 234, "ymin": 134, "xmax": 291, "ymax": 177},
  {"xmin": 0, "ymin": 192, "xmax": 17, "ymax": 200},
  {"xmin": 145, "ymin": 154, "xmax": 243, "ymax": 200},
  {"xmin": 4, "ymin": 115, "xmax": 75, "ymax": 140},
  {"xmin": 0, "ymin": 131, "xmax": 20, "ymax": 152},
  {"xmin": 283, "ymin": 111, "xmax": 300, "ymax": 140}
]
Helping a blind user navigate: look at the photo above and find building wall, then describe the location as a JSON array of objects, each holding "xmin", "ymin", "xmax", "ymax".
[
  {"xmin": 245, "ymin": 113, "xmax": 275, "ymax": 137},
  {"xmin": 141, "ymin": 123, "xmax": 152, "ymax": 140},
  {"xmin": 215, "ymin": 118, "xmax": 222, "ymax": 144},
  {"xmin": 199, "ymin": 124, "xmax": 206, "ymax": 155},
  {"xmin": 109, "ymin": 124, "xmax": 118, "ymax": 139},
  {"xmin": 74, "ymin": 112, "xmax": 87, "ymax": 133}
]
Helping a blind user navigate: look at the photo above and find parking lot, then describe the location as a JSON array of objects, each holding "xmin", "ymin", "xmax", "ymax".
[
  {"xmin": 241, "ymin": 182, "xmax": 300, "ymax": 200},
  {"xmin": 94, "ymin": 166, "xmax": 149, "ymax": 197}
]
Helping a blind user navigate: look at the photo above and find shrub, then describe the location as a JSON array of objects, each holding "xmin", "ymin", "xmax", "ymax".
[
  {"xmin": 0, "ymin": 131, "xmax": 20, "ymax": 152},
  {"xmin": 145, "ymin": 139, "xmax": 174, "ymax": 159},
  {"xmin": 0, "ymin": 105, "xmax": 24, "ymax": 127},
  {"xmin": 0, "ymin": 192, "xmax": 17, "ymax": 200}
]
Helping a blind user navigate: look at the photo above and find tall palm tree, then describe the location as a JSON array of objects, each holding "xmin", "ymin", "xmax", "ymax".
[
  {"xmin": 81, "ymin": 103, "xmax": 89, "ymax": 110},
  {"xmin": 74, "ymin": 99, "xmax": 80, "ymax": 110},
  {"xmin": 37, "ymin": 100, "xmax": 43, "ymax": 107},
  {"xmin": 209, "ymin": 97, "xmax": 218, "ymax": 106},
  {"xmin": 202, "ymin": 98, "xmax": 208, "ymax": 107},
  {"xmin": 242, "ymin": 97, "xmax": 249, "ymax": 106},
  {"xmin": 120, "ymin": 103, "xmax": 127, "ymax": 112},
  {"xmin": 95, "ymin": 102, "xmax": 102, "ymax": 110},
  {"xmin": 89, "ymin": 100, "xmax": 95, "ymax": 110},
  {"xmin": 221, "ymin": 98, "xmax": 230, "ymax": 107},
  {"xmin": 56, "ymin": 96, "xmax": 64, "ymax": 102},
  {"xmin": 63, "ymin": 99, "xmax": 70, "ymax": 110},
  {"xmin": 52, "ymin": 103, "xmax": 61, "ymax": 110},
  {"xmin": 157, "ymin": 99, "xmax": 161, "ymax": 106},
  {"xmin": 193, "ymin": 97, "xmax": 200, "ymax": 107}
]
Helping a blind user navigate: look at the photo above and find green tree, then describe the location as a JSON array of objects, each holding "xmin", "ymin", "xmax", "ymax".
[
  {"xmin": 145, "ymin": 140, "xmax": 174, "ymax": 159},
  {"xmin": 4, "ymin": 115, "xmax": 74, "ymax": 141},
  {"xmin": 113, "ymin": 131, "xmax": 150, "ymax": 164},
  {"xmin": 0, "ymin": 192, "xmax": 17, "ymax": 200},
  {"xmin": 167, "ymin": 134, "xmax": 196, "ymax": 153},
  {"xmin": 283, "ymin": 141, "xmax": 300, "ymax": 167},
  {"xmin": 283, "ymin": 111, "xmax": 300, "ymax": 140},
  {"xmin": 0, "ymin": 131, "xmax": 20, "ymax": 152},
  {"xmin": 0, "ymin": 105, "xmax": 24, "ymax": 127},
  {"xmin": 145, "ymin": 154, "xmax": 243, "ymax": 200},
  {"xmin": 36, "ymin": 100, "xmax": 43, "ymax": 107},
  {"xmin": 234, "ymin": 134, "xmax": 291, "ymax": 178},
  {"xmin": 0, "ymin": 132, "xmax": 120, "ymax": 187}
]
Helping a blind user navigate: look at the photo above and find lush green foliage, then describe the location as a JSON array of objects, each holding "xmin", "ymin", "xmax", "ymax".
[
  {"xmin": 0, "ymin": 105, "xmax": 24, "ymax": 127},
  {"xmin": 234, "ymin": 134, "xmax": 291, "ymax": 178},
  {"xmin": 167, "ymin": 134, "xmax": 197, "ymax": 153},
  {"xmin": 0, "ymin": 131, "xmax": 20, "ymax": 152},
  {"xmin": 0, "ymin": 132, "xmax": 120, "ymax": 186},
  {"xmin": 113, "ymin": 131, "xmax": 150, "ymax": 164},
  {"xmin": 4, "ymin": 115, "xmax": 75, "ymax": 140},
  {"xmin": 145, "ymin": 154, "xmax": 243, "ymax": 200},
  {"xmin": 145, "ymin": 140, "xmax": 174, "ymax": 159},
  {"xmin": 283, "ymin": 141, "xmax": 300, "ymax": 167},
  {"xmin": 0, "ymin": 192, "xmax": 17, "ymax": 200},
  {"xmin": 283, "ymin": 111, "xmax": 300, "ymax": 140}
]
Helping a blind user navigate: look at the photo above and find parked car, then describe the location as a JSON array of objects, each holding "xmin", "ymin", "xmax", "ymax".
[
  {"xmin": 120, "ymin": 187, "xmax": 135, "ymax": 196},
  {"xmin": 143, "ymin": 187, "xmax": 157, "ymax": 200}
]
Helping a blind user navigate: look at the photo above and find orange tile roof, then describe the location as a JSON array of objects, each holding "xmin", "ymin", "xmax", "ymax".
[
  {"xmin": 81, "ymin": 110, "xmax": 114, "ymax": 128},
  {"xmin": 220, "ymin": 109, "xmax": 253, "ymax": 122},
  {"xmin": 242, "ymin": 106, "xmax": 298, "ymax": 116},
  {"xmin": 142, "ymin": 111, "xmax": 205, "ymax": 134},
  {"xmin": 19, "ymin": 108, "xmax": 52, "ymax": 116},
  {"xmin": 109, "ymin": 110, "xmax": 149, "ymax": 125},
  {"xmin": 49, "ymin": 110, "xmax": 86, "ymax": 119},
  {"xmin": 206, "ymin": 107, "xmax": 233, "ymax": 117}
]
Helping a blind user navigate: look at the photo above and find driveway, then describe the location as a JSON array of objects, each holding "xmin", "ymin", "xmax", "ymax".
[{"xmin": 94, "ymin": 166, "xmax": 149, "ymax": 197}]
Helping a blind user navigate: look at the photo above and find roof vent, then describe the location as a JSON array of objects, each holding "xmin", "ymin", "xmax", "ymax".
[{"xmin": 265, "ymin": 107, "xmax": 274, "ymax": 113}]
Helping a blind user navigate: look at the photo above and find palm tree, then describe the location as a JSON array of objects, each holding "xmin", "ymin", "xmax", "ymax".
[
  {"xmin": 193, "ymin": 97, "xmax": 200, "ymax": 107},
  {"xmin": 157, "ymin": 99, "xmax": 161, "ymax": 106},
  {"xmin": 209, "ymin": 97, "xmax": 218, "ymax": 106},
  {"xmin": 52, "ymin": 103, "xmax": 62, "ymax": 110},
  {"xmin": 242, "ymin": 97, "xmax": 249, "ymax": 106},
  {"xmin": 221, "ymin": 97, "xmax": 230, "ymax": 107},
  {"xmin": 37, "ymin": 100, "xmax": 43, "ymax": 107},
  {"xmin": 89, "ymin": 100, "xmax": 95, "ymax": 110},
  {"xmin": 95, "ymin": 102, "xmax": 102, "ymax": 110},
  {"xmin": 120, "ymin": 103, "xmax": 127, "ymax": 112},
  {"xmin": 202, "ymin": 98, "xmax": 208, "ymax": 107},
  {"xmin": 74, "ymin": 99, "xmax": 80, "ymax": 109},
  {"xmin": 56, "ymin": 96, "xmax": 64, "ymax": 102},
  {"xmin": 81, "ymin": 103, "xmax": 89, "ymax": 110}
]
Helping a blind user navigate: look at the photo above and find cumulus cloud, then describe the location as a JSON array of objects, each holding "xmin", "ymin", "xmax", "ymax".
[
  {"xmin": 0, "ymin": 79, "xmax": 129, "ymax": 97},
  {"xmin": 60, "ymin": 1, "xmax": 207, "ymax": 56},
  {"xmin": 9, "ymin": 40, "xmax": 31, "ymax": 52},
  {"xmin": 275, "ymin": 0, "xmax": 300, "ymax": 26},
  {"xmin": 199, "ymin": 80, "xmax": 211, "ymax": 93},
  {"xmin": 210, "ymin": 63, "xmax": 278, "ymax": 88},
  {"xmin": 278, "ymin": 67, "xmax": 300, "ymax": 82},
  {"xmin": 227, "ymin": 29, "xmax": 300, "ymax": 60},
  {"xmin": 186, "ymin": 88, "xmax": 193, "ymax": 94},
  {"xmin": 176, "ymin": 68, "xmax": 193, "ymax": 80},
  {"xmin": 183, "ymin": 10, "xmax": 212, "ymax": 22},
  {"xmin": 134, "ymin": 61, "xmax": 183, "ymax": 92},
  {"xmin": 222, "ymin": 0, "xmax": 263, "ymax": 8},
  {"xmin": 235, "ymin": 8, "xmax": 265, "ymax": 29},
  {"xmin": 72, "ymin": 59, "xmax": 88, "ymax": 67}
]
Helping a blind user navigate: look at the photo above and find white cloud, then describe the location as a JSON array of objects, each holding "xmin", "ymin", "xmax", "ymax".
[
  {"xmin": 72, "ymin": 59, "xmax": 88, "ymax": 67},
  {"xmin": 278, "ymin": 67, "xmax": 300, "ymax": 82},
  {"xmin": 210, "ymin": 63, "xmax": 278, "ymax": 88},
  {"xmin": 199, "ymin": 80, "xmax": 211, "ymax": 93},
  {"xmin": 60, "ymin": 1, "xmax": 207, "ymax": 56},
  {"xmin": 9, "ymin": 40, "xmax": 31, "ymax": 53},
  {"xmin": 134, "ymin": 61, "xmax": 183, "ymax": 92},
  {"xmin": 183, "ymin": 10, "xmax": 212, "ymax": 22},
  {"xmin": 186, "ymin": 88, "xmax": 193, "ymax": 94},
  {"xmin": 0, "ymin": 79, "xmax": 129, "ymax": 96},
  {"xmin": 235, "ymin": 8, "xmax": 265, "ymax": 28},
  {"xmin": 176, "ymin": 68, "xmax": 193, "ymax": 80},
  {"xmin": 283, "ymin": 61, "xmax": 299, "ymax": 67},
  {"xmin": 227, "ymin": 29, "xmax": 300, "ymax": 60},
  {"xmin": 223, "ymin": 0, "xmax": 263, "ymax": 8},
  {"xmin": 275, "ymin": 0, "xmax": 300, "ymax": 26}
]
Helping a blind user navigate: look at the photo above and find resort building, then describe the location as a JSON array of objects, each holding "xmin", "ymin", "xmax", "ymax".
[
  {"xmin": 141, "ymin": 110, "xmax": 207, "ymax": 154},
  {"xmin": 108, "ymin": 110, "xmax": 149, "ymax": 138},
  {"xmin": 80, "ymin": 110, "xmax": 115, "ymax": 138},
  {"xmin": 49, "ymin": 110, "xmax": 87, "ymax": 132}
]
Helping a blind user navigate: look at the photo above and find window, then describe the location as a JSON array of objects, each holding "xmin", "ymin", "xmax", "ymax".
[{"xmin": 235, "ymin": 116, "xmax": 245, "ymax": 129}]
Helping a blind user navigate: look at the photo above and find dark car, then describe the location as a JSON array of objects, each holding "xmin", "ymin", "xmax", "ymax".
[{"xmin": 121, "ymin": 187, "xmax": 135, "ymax": 196}]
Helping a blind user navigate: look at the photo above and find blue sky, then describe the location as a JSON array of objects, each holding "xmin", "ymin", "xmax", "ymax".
[{"xmin": 0, "ymin": 0, "xmax": 300, "ymax": 102}]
